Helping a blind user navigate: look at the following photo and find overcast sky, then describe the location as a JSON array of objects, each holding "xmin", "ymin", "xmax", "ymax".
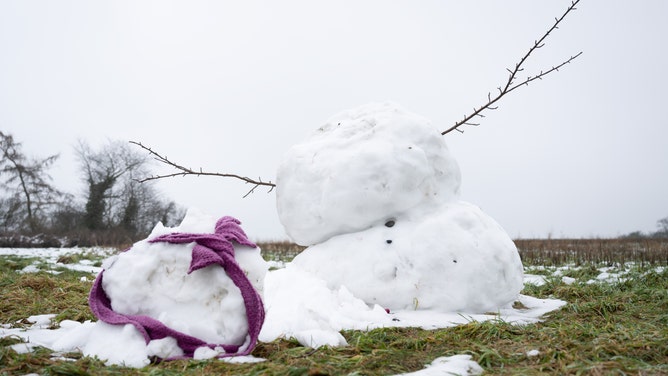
[{"xmin": 1, "ymin": 1, "xmax": 666, "ymax": 240}]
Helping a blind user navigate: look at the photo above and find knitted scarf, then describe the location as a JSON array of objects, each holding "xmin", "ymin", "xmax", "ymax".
[{"xmin": 88, "ymin": 216, "xmax": 265, "ymax": 360}]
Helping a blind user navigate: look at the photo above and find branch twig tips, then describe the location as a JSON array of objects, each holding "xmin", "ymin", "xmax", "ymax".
[
  {"xmin": 129, "ymin": 141, "xmax": 276, "ymax": 198},
  {"xmin": 442, "ymin": 0, "xmax": 582, "ymax": 135}
]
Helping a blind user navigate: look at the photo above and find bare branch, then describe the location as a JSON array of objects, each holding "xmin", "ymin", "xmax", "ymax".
[
  {"xmin": 442, "ymin": 0, "xmax": 582, "ymax": 135},
  {"xmin": 129, "ymin": 141, "xmax": 276, "ymax": 197}
]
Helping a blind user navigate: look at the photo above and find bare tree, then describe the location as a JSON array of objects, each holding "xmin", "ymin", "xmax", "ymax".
[
  {"xmin": 76, "ymin": 140, "xmax": 148, "ymax": 230},
  {"xmin": 76, "ymin": 139, "xmax": 183, "ymax": 235},
  {"xmin": 47, "ymin": 194, "xmax": 82, "ymax": 235},
  {"xmin": 656, "ymin": 217, "xmax": 668, "ymax": 238},
  {"xmin": 0, "ymin": 131, "xmax": 62, "ymax": 233},
  {"xmin": 0, "ymin": 195, "xmax": 23, "ymax": 233}
]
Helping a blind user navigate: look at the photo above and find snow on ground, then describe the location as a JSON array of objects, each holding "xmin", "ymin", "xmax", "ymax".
[
  {"xmin": 0, "ymin": 242, "xmax": 572, "ymax": 369},
  {"xmin": 523, "ymin": 264, "xmax": 660, "ymax": 286},
  {"xmin": 0, "ymin": 247, "xmax": 115, "ymax": 275},
  {"xmin": 398, "ymin": 355, "xmax": 484, "ymax": 376},
  {"xmin": 0, "ymin": 104, "xmax": 594, "ymax": 371},
  {"xmin": 260, "ymin": 263, "xmax": 565, "ymax": 349},
  {"xmin": 2, "ymin": 244, "xmax": 658, "ymax": 371},
  {"xmin": 7, "ymin": 104, "xmax": 653, "ymax": 373},
  {"xmin": 0, "ymin": 104, "xmax": 660, "ymax": 374}
]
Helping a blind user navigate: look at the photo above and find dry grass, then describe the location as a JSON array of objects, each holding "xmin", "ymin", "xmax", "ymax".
[
  {"xmin": 516, "ymin": 238, "xmax": 668, "ymax": 266},
  {"xmin": 1, "ymin": 239, "xmax": 667, "ymax": 375},
  {"xmin": 259, "ymin": 238, "xmax": 668, "ymax": 267}
]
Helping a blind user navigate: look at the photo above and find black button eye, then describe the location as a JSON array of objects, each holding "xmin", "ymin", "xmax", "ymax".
[
  {"xmin": 385, "ymin": 220, "xmax": 395, "ymax": 228},
  {"xmin": 386, "ymin": 240, "xmax": 393, "ymax": 244}
]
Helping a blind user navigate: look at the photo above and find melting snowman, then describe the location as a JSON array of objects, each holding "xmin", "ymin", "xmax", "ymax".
[{"xmin": 275, "ymin": 102, "xmax": 524, "ymax": 313}]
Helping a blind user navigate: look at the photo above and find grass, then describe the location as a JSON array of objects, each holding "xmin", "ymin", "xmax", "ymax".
[
  {"xmin": 516, "ymin": 238, "xmax": 668, "ymax": 267},
  {"xmin": 1, "ymin": 241, "xmax": 667, "ymax": 375}
]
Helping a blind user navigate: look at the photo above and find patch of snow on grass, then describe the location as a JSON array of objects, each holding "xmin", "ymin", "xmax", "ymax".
[{"xmin": 398, "ymin": 354, "xmax": 483, "ymax": 376}]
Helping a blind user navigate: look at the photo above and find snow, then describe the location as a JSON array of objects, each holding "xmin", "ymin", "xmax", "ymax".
[
  {"xmin": 526, "ymin": 349, "xmax": 541, "ymax": 357},
  {"xmin": 277, "ymin": 103, "xmax": 524, "ymax": 313},
  {"xmin": 523, "ymin": 274, "xmax": 547, "ymax": 286},
  {"xmin": 259, "ymin": 265, "xmax": 388, "ymax": 347},
  {"xmin": 0, "ymin": 267, "xmax": 566, "ymax": 365},
  {"xmin": 0, "ymin": 247, "xmax": 115, "ymax": 274},
  {"xmin": 102, "ymin": 209, "xmax": 267, "ymax": 347},
  {"xmin": 80, "ymin": 322, "xmax": 152, "ymax": 368},
  {"xmin": 27, "ymin": 314, "xmax": 56, "ymax": 327},
  {"xmin": 523, "ymin": 265, "xmax": 653, "ymax": 286},
  {"xmin": 399, "ymin": 355, "xmax": 483, "ymax": 376},
  {"xmin": 0, "ymin": 103, "xmax": 571, "ymax": 370},
  {"xmin": 291, "ymin": 201, "xmax": 524, "ymax": 312},
  {"xmin": 276, "ymin": 102, "xmax": 461, "ymax": 246},
  {"xmin": 257, "ymin": 262, "xmax": 565, "ymax": 350},
  {"xmin": 561, "ymin": 276, "xmax": 576, "ymax": 285}
]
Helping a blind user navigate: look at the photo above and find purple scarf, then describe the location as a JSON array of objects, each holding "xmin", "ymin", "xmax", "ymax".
[{"xmin": 88, "ymin": 216, "xmax": 265, "ymax": 360}]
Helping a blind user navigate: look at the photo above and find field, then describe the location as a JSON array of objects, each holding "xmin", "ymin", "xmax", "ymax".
[{"xmin": 1, "ymin": 239, "xmax": 667, "ymax": 375}]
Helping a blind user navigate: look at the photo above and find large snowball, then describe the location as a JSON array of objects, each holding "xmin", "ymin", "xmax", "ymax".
[
  {"xmin": 277, "ymin": 102, "xmax": 461, "ymax": 246},
  {"xmin": 290, "ymin": 201, "xmax": 524, "ymax": 313},
  {"xmin": 102, "ymin": 209, "xmax": 268, "ymax": 346}
]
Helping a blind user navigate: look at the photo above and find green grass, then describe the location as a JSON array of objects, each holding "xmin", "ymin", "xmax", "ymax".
[
  {"xmin": 0, "ymin": 255, "xmax": 45, "ymax": 274},
  {"xmin": 1, "ymin": 245, "xmax": 667, "ymax": 375}
]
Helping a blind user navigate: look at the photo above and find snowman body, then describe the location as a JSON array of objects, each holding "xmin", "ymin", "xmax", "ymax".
[
  {"xmin": 101, "ymin": 209, "xmax": 268, "ymax": 348},
  {"xmin": 276, "ymin": 102, "xmax": 523, "ymax": 312}
]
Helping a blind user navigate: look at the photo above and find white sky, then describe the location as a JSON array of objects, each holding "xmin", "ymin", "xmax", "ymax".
[{"xmin": 1, "ymin": 1, "xmax": 667, "ymax": 240}]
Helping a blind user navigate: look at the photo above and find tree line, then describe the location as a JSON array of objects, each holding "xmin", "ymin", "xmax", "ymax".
[
  {"xmin": 0, "ymin": 131, "xmax": 184, "ymax": 247},
  {"xmin": 624, "ymin": 217, "xmax": 668, "ymax": 240}
]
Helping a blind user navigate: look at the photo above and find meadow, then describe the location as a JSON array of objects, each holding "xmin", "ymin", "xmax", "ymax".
[{"xmin": 1, "ymin": 239, "xmax": 666, "ymax": 375}]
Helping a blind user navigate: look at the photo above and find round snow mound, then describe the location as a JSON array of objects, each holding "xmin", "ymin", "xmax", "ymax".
[
  {"xmin": 291, "ymin": 201, "xmax": 524, "ymax": 312},
  {"xmin": 276, "ymin": 102, "xmax": 461, "ymax": 246},
  {"xmin": 102, "ymin": 209, "xmax": 268, "ymax": 346},
  {"xmin": 278, "ymin": 102, "xmax": 523, "ymax": 312}
]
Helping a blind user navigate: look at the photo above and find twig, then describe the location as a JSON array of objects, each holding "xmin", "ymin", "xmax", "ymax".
[
  {"xmin": 442, "ymin": 0, "xmax": 582, "ymax": 135},
  {"xmin": 129, "ymin": 141, "xmax": 276, "ymax": 198}
]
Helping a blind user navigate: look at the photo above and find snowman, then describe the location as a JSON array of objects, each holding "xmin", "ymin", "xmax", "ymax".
[
  {"xmin": 88, "ymin": 209, "xmax": 268, "ymax": 364},
  {"xmin": 275, "ymin": 102, "xmax": 524, "ymax": 313},
  {"xmin": 86, "ymin": 102, "xmax": 525, "ymax": 363}
]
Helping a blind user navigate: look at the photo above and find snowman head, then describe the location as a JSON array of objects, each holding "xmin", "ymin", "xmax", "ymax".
[{"xmin": 276, "ymin": 102, "xmax": 461, "ymax": 246}]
